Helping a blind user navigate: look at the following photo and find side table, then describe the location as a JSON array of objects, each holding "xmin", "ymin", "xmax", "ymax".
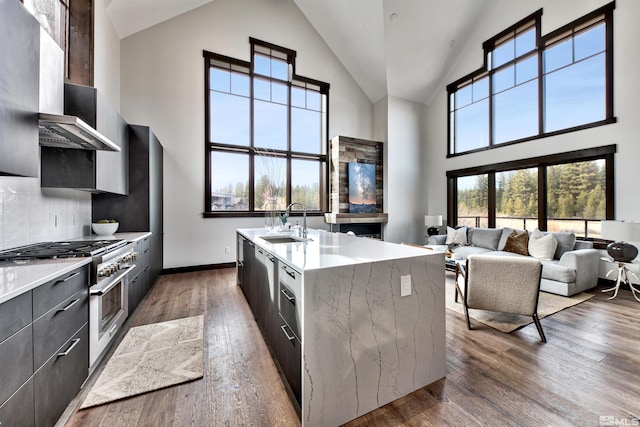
[{"xmin": 600, "ymin": 257, "xmax": 640, "ymax": 302}]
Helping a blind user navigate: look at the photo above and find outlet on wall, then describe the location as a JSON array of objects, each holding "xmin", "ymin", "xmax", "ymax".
[
  {"xmin": 225, "ymin": 246, "xmax": 231, "ymax": 254},
  {"xmin": 401, "ymin": 275, "xmax": 411, "ymax": 297}
]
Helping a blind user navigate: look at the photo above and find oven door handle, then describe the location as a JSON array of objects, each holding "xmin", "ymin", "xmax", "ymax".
[{"xmin": 90, "ymin": 264, "xmax": 136, "ymax": 296}]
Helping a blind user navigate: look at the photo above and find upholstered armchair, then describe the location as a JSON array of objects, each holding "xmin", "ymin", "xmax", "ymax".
[{"xmin": 459, "ymin": 254, "xmax": 547, "ymax": 342}]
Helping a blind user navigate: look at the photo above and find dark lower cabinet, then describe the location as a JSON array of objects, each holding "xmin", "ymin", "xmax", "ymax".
[
  {"xmin": 274, "ymin": 316, "xmax": 302, "ymax": 404},
  {"xmin": 33, "ymin": 288, "xmax": 88, "ymax": 368},
  {"xmin": 0, "ymin": 265, "xmax": 89, "ymax": 427},
  {"xmin": 237, "ymin": 233, "xmax": 301, "ymax": 407},
  {"xmin": 34, "ymin": 324, "xmax": 89, "ymax": 427},
  {"xmin": 242, "ymin": 239, "xmax": 256, "ymax": 307},
  {"xmin": 128, "ymin": 271, "xmax": 143, "ymax": 314},
  {"xmin": 0, "ymin": 324, "xmax": 33, "ymax": 405},
  {"xmin": 0, "ymin": 378, "xmax": 35, "ymax": 427}
]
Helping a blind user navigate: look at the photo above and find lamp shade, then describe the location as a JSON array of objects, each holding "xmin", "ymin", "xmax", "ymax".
[
  {"xmin": 601, "ymin": 220, "xmax": 640, "ymax": 262},
  {"xmin": 424, "ymin": 215, "xmax": 443, "ymax": 227}
]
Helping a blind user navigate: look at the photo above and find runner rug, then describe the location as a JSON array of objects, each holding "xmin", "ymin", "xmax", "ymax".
[{"xmin": 81, "ymin": 315, "xmax": 204, "ymax": 408}]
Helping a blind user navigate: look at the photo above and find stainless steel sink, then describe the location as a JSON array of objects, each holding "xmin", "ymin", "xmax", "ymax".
[{"xmin": 259, "ymin": 235, "xmax": 305, "ymax": 244}]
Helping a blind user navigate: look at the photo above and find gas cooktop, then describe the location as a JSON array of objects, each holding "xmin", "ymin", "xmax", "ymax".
[{"xmin": 0, "ymin": 240, "xmax": 127, "ymax": 261}]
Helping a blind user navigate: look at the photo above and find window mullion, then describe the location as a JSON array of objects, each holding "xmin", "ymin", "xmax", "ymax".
[{"xmin": 537, "ymin": 21, "xmax": 544, "ymax": 136}]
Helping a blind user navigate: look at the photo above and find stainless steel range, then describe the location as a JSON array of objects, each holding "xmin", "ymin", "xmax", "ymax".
[
  {"xmin": 89, "ymin": 241, "xmax": 138, "ymax": 369},
  {"xmin": 0, "ymin": 239, "xmax": 138, "ymax": 370}
]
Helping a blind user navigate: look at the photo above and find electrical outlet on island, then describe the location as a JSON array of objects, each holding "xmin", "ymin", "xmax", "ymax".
[{"xmin": 401, "ymin": 275, "xmax": 411, "ymax": 297}]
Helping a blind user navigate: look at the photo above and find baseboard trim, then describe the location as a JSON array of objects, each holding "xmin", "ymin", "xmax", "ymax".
[{"xmin": 162, "ymin": 262, "xmax": 235, "ymax": 275}]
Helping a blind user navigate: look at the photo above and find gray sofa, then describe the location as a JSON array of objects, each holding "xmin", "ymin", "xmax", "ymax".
[{"xmin": 427, "ymin": 227, "xmax": 600, "ymax": 297}]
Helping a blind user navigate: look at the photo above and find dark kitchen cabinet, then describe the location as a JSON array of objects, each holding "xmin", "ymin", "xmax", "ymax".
[
  {"xmin": 33, "ymin": 288, "xmax": 89, "ymax": 369},
  {"xmin": 0, "ymin": 378, "xmax": 35, "ymax": 427},
  {"xmin": 237, "ymin": 234, "xmax": 301, "ymax": 405},
  {"xmin": 128, "ymin": 268, "xmax": 143, "ymax": 314},
  {"xmin": 34, "ymin": 324, "xmax": 89, "ymax": 427},
  {"xmin": 93, "ymin": 125, "xmax": 163, "ymax": 290},
  {"xmin": 0, "ymin": 264, "xmax": 89, "ymax": 427},
  {"xmin": 0, "ymin": 324, "xmax": 33, "ymax": 407},
  {"xmin": 274, "ymin": 314, "xmax": 302, "ymax": 404},
  {"xmin": 241, "ymin": 238, "xmax": 256, "ymax": 309},
  {"xmin": 237, "ymin": 234, "xmax": 246, "ymax": 289},
  {"xmin": 41, "ymin": 83, "xmax": 129, "ymax": 194},
  {"xmin": 0, "ymin": 0, "xmax": 40, "ymax": 177},
  {"xmin": 32, "ymin": 266, "xmax": 88, "ymax": 319}
]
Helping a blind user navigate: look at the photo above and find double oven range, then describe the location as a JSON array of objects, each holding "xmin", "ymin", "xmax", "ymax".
[{"xmin": 0, "ymin": 239, "xmax": 138, "ymax": 370}]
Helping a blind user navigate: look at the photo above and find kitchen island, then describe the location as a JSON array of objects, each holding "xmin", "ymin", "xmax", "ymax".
[{"xmin": 237, "ymin": 228, "xmax": 446, "ymax": 426}]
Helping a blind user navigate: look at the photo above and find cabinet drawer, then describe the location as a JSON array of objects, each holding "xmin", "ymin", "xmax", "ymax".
[
  {"xmin": 279, "ymin": 283, "xmax": 300, "ymax": 341},
  {"xmin": 0, "ymin": 377, "xmax": 34, "ymax": 427},
  {"xmin": 33, "ymin": 266, "xmax": 88, "ymax": 319},
  {"xmin": 0, "ymin": 290, "xmax": 32, "ymax": 343},
  {"xmin": 0, "ymin": 324, "xmax": 33, "ymax": 406},
  {"xmin": 34, "ymin": 324, "xmax": 88, "ymax": 427},
  {"xmin": 275, "ymin": 314, "xmax": 302, "ymax": 405},
  {"xmin": 33, "ymin": 289, "xmax": 88, "ymax": 370}
]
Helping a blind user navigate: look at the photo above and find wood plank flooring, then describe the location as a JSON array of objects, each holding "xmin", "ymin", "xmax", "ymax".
[{"xmin": 63, "ymin": 269, "xmax": 640, "ymax": 426}]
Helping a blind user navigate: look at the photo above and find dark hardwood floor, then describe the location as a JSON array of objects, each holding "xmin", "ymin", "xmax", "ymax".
[{"xmin": 64, "ymin": 269, "xmax": 640, "ymax": 426}]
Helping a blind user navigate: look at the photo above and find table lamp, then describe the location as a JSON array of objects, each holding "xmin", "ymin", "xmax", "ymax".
[
  {"xmin": 601, "ymin": 220, "xmax": 640, "ymax": 262},
  {"xmin": 425, "ymin": 215, "xmax": 443, "ymax": 236}
]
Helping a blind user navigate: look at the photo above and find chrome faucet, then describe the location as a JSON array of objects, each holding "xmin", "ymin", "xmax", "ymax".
[{"xmin": 285, "ymin": 202, "xmax": 307, "ymax": 239}]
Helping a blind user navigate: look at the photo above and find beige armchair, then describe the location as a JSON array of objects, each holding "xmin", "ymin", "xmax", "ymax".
[{"xmin": 459, "ymin": 254, "xmax": 546, "ymax": 342}]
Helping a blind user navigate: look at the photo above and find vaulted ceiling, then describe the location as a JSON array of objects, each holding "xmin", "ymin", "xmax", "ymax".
[{"xmin": 106, "ymin": 0, "xmax": 494, "ymax": 105}]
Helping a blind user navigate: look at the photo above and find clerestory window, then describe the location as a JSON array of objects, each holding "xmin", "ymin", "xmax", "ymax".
[{"xmin": 447, "ymin": 3, "xmax": 615, "ymax": 156}]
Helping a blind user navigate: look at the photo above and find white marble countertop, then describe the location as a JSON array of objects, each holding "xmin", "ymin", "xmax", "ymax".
[
  {"xmin": 0, "ymin": 257, "xmax": 92, "ymax": 305},
  {"xmin": 0, "ymin": 232, "xmax": 151, "ymax": 305},
  {"xmin": 71, "ymin": 231, "xmax": 152, "ymax": 243},
  {"xmin": 238, "ymin": 228, "xmax": 438, "ymax": 271}
]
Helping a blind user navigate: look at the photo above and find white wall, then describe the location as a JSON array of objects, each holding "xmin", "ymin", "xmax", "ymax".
[
  {"xmin": 423, "ymin": 0, "xmax": 640, "ymax": 225},
  {"xmin": 93, "ymin": 0, "xmax": 121, "ymax": 109},
  {"xmin": 119, "ymin": 0, "xmax": 373, "ymax": 268}
]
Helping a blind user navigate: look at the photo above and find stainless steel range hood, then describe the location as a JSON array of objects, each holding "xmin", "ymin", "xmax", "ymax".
[{"xmin": 39, "ymin": 113, "xmax": 121, "ymax": 152}]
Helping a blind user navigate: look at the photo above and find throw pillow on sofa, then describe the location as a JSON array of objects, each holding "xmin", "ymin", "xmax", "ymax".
[
  {"xmin": 503, "ymin": 230, "xmax": 529, "ymax": 255},
  {"xmin": 445, "ymin": 226, "xmax": 468, "ymax": 245},
  {"xmin": 529, "ymin": 228, "xmax": 558, "ymax": 260}
]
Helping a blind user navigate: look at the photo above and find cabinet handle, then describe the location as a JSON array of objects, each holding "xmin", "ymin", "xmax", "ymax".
[
  {"xmin": 286, "ymin": 270, "xmax": 296, "ymax": 279},
  {"xmin": 56, "ymin": 271, "xmax": 80, "ymax": 284},
  {"xmin": 56, "ymin": 298, "xmax": 80, "ymax": 313},
  {"xmin": 267, "ymin": 255, "xmax": 275, "ymax": 263},
  {"xmin": 280, "ymin": 287, "xmax": 295, "ymax": 303},
  {"xmin": 238, "ymin": 260, "xmax": 244, "ymax": 267},
  {"xmin": 281, "ymin": 325, "xmax": 296, "ymax": 342},
  {"xmin": 58, "ymin": 338, "xmax": 81, "ymax": 357}
]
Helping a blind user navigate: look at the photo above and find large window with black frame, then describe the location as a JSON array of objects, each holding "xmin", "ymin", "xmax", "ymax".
[
  {"xmin": 447, "ymin": 2, "xmax": 615, "ymax": 157},
  {"xmin": 448, "ymin": 146, "xmax": 615, "ymax": 239},
  {"xmin": 204, "ymin": 38, "xmax": 329, "ymax": 216}
]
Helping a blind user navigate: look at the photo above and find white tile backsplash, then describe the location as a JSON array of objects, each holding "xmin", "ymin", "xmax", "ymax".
[{"xmin": 0, "ymin": 176, "xmax": 91, "ymax": 250}]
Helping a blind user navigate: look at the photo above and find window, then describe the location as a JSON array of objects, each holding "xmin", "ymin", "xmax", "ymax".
[
  {"xmin": 447, "ymin": 145, "xmax": 615, "ymax": 238},
  {"xmin": 447, "ymin": 3, "xmax": 615, "ymax": 156},
  {"xmin": 496, "ymin": 168, "xmax": 538, "ymax": 230},
  {"xmin": 204, "ymin": 39, "xmax": 329, "ymax": 215},
  {"xmin": 547, "ymin": 159, "xmax": 606, "ymax": 236},
  {"xmin": 456, "ymin": 175, "xmax": 488, "ymax": 228}
]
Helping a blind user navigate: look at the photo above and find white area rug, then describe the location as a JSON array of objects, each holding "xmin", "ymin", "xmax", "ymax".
[
  {"xmin": 81, "ymin": 315, "xmax": 204, "ymax": 408},
  {"xmin": 446, "ymin": 274, "xmax": 594, "ymax": 333}
]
